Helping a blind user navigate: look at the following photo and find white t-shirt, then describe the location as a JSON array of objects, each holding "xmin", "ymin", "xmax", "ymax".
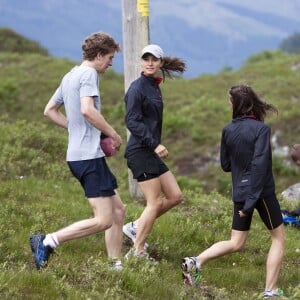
[{"xmin": 52, "ymin": 65, "xmax": 105, "ymax": 161}]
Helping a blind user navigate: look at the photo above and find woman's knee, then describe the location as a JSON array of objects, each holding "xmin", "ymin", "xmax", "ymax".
[
  {"xmin": 170, "ymin": 191, "xmax": 184, "ymax": 205},
  {"xmin": 231, "ymin": 240, "xmax": 245, "ymax": 252},
  {"xmin": 271, "ymin": 224, "xmax": 285, "ymax": 246},
  {"xmin": 230, "ymin": 230, "xmax": 248, "ymax": 252},
  {"xmin": 148, "ymin": 198, "xmax": 164, "ymax": 213}
]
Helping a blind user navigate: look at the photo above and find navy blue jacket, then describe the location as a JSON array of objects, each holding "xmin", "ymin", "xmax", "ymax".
[
  {"xmin": 220, "ymin": 116, "xmax": 275, "ymax": 214},
  {"xmin": 125, "ymin": 73, "xmax": 163, "ymax": 157}
]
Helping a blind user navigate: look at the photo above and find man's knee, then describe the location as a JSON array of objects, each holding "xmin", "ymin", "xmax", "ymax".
[
  {"xmin": 94, "ymin": 216, "xmax": 113, "ymax": 231},
  {"xmin": 114, "ymin": 203, "xmax": 126, "ymax": 223}
]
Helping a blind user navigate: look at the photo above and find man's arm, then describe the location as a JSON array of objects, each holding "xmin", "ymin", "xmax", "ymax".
[
  {"xmin": 81, "ymin": 96, "xmax": 122, "ymax": 147},
  {"xmin": 44, "ymin": 98, "xmax": 68, "ymax": 129}
]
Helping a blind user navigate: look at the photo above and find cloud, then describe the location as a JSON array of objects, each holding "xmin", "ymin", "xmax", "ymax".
[
  {"xmin": 218, "ymin": 0, "xmax": 300, "ymax": 21},
  {"xmin": 151, "ymin": 0, "xmax": 300, "ymax": 40}
]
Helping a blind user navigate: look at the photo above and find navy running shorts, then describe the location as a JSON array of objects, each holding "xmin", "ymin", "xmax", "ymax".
[
  {"xmin": 232, "ymin": 193, "xmax": 283, "ymax": 231},
  {"xmin": 68, "ymin": 157, "xmax": 117, "ymax": 198},
  {"xmin": 126, "ymin": 149, "xmax": 169, "ymax": 182}
]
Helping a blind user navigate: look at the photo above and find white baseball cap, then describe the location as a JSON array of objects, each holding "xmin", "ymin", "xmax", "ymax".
[{"xmin": 141, "ymin": 44, "xmax": 164, "ymax": 59}]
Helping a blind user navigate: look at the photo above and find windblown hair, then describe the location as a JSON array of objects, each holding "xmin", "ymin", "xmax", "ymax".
[
  {"xmin": 82, "ymin": 32, "xmax": 121, "ymax": 61},
  {"xmin": 229, "ymin": 84, "xmax": 278, "ymax": 121},
  {"xmin": 161, "ymin": 56, "xmax": 186, "ymax": 79}
]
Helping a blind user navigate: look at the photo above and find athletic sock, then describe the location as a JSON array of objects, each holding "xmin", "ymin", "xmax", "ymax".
[
  {"xmin": 43, "ymin": 233, "xmax": 59, "ymax": 248},
  {"xmin": 195, "ymin": 257, "xmax": 201, "ymax": 270},
  {"xmin": 132, "ymin": 221, "xmax": 137, "ymax": 230}
]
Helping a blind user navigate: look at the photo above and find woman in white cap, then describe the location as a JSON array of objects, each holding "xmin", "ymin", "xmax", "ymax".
[{"xmin": 123, "ymin": 44, "xmax": 186, "ymax": 258}]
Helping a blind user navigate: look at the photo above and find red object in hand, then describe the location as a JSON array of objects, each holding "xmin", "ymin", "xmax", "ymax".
[{"xmin": 100, "ymin": 137, "xmax": 118, "ymax": 157}]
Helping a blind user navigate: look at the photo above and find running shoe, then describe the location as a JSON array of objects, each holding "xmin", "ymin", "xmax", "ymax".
[
  {"xmin": 123, "ymin": 221, "xmax": 149, "ymax": 249},
  {"xmin": 124, "ymin": 248, "xmax": 146, "ymax": 259},
  {"xmin": 29, "ymin": 234, "xmax": 54, "ymax": 269},
  {"xmin": 263, "ymin": 288, "xmax": 285, "ymax": 299},
  {"xmin": 108, "ymin": 259, "xmax": 123, "ymax": 271},
  {"xmin": 181, "ymin": 257, "xmax": 201, "ymax": 286},
  {"xmin": 123, "ymin": 222, "xmax": 137, "ymax": 242},
  {"xmin": 125, "ymin": 248, "xmax": 158, "ymax": 265}
]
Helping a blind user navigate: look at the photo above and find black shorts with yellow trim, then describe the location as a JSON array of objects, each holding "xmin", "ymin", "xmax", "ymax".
[{"xmin": 232, "ymin": 193, "xmax": 283, "ymax": 231}]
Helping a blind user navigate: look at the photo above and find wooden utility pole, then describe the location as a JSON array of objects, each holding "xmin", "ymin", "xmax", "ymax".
[{"xmin": 122, "ymin": 0, "xmax": 150, "ymax": 198}]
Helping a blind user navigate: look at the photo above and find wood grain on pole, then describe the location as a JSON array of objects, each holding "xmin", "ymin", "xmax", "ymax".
[{"xmin": 122, "ymin": 0, "xmax": 149, "ymax": 198}]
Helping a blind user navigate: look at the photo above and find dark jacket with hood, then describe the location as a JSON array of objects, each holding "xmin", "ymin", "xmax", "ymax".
[
  {"xmin": 124, "ymin": 73, "xmax": 163, "ymax": 157},
  {"xmin": 220, "ymin": 116, "xmax": 275, "ymax": 214}
]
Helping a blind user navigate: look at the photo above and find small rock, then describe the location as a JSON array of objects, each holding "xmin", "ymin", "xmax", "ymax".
[{"xmin": 281, "ymin": 183, "xmax": 300, "ymax": 202}]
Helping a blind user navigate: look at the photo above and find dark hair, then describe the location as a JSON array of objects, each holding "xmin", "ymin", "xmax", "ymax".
[
  {"xmin": 142, "ymin": 53, "xmax": 186, "ymax": 80},
  {"xmin": 229, "ymin": 84, "xmax": 278, "ymax": 121},
  {"xmin": 82, "ymin": 32, "xmax": 121, "ymax": 61},
  {"xmin": 161, "ymin": 56, "xmax": 186, "ymax": 80}
]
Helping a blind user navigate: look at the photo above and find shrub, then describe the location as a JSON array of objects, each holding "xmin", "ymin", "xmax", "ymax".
[{"xmin": 0, "ymin": 117, "xmax": 69, "ymax": 180}]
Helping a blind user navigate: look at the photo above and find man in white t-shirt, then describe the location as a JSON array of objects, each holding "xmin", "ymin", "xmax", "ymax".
[{"xmin": 29, "ymin": 32, "xmax": 125, "ymax": 271}]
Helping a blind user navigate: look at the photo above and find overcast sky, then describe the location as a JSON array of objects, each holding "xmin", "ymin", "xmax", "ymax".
[
  {"xmin": 1, "ymin": 0, "xmax": 300, "ymax": 76},
  {"xmin": 151, "ymin": 0, "xmax": 300, "ymax": 41}
]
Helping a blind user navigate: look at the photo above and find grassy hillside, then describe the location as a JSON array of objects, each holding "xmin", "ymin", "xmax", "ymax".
[
  {"xmin": 0, "ymin": 38, "xmax": 300, "ymax": 299},
  {"xmin": 0, "ymin": 28, "xmax": 48, "ymax": 55},
  {"xmin": 1, "ymin": 50, "xmax": 300, "ymax": 193},
  {"xmin": 0, "ymin": 176, "xmax": 299, "ymax": 299}
]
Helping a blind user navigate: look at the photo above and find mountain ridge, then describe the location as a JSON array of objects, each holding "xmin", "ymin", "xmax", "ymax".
[{"xmin": 0, "ymin": 0, "xmax": 299, "ymax": 77}]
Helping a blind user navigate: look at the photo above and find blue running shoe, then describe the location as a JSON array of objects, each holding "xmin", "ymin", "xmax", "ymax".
[{"xmin": 29, "ymin": 234, "xmax": 53, "ymax": 269}]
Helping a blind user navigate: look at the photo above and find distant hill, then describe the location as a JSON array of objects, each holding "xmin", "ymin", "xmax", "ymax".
[
  {"xmin": 280, "ymin": 32, "xmax": 300, "ymax": 54},
  {"xmin": 0, "ymin": 0, "xmax": 300, "ymax": 78},
  {"xmin": 1, "ymin": 29, "xmax": 300, "ymax": 192},
  {"xmin": 0, "ymin": 28, "xmax": 48, "ymax": 55}
]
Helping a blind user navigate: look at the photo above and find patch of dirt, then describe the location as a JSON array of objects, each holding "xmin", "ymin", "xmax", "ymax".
[{"xmin": 175, "ymin": 144, "xmax": 220, "ymax": 176}]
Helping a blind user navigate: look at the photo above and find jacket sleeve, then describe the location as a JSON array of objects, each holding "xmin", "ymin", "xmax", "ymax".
[
  {"xmin": 125, "ymin": 87, "xmax": 159, "ymax": 150},
  {"xmin": 220, "ymin": 129, "xmax": 231, "ymax": 172},
  {"xmin": 242, "ymin": 126, "xmax": 271, "ymax": 214}
]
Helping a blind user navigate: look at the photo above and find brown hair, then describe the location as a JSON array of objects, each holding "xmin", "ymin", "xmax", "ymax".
[
  {"xmin": 229, "ymin": 84, "xmax": 278, "ymax": 121},
  {"xmin": 291, "ymin": 144, "xmax": 300, "ymax": 164},
  {"xmin": 161, "ymin": 56, "xmax": 186, "ymax": 80},
  {"xmin": 82, "ymin": 32, "xmax": 121, "ymax": 61}
]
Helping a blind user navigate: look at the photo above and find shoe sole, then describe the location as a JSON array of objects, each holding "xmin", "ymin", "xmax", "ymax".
[
  {"xmin": 181, "ymin": 258, "xmax": 202, "ymax": 286},
  {"xmin": 29, "ymin": 235, "xmax": 44, "ymax": 269},
  {"xmin": 182, "ymin": 270, "xmax": 194, "ymax": 286},
  {"xmin": 181, "ymin": 259, "xmax": 194, "ymax": 286},
  {"xmin": 123, "ymin": 226, "xmax": 136, "ymax": 242},
  {"xmin": 125, "ymin": 249, "xmax": 158, "ymax": 266},
  {"xmin": 263, "ymin": 296, "xmax": 287, "ymax": 299},
  {"xmin": 29, "ymin": 234, "xmax": 53, "ymax": 269}
]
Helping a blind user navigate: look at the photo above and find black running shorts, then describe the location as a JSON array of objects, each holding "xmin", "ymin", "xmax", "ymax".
[
  {"xmin": 126, "ymin": 149, "xmax": 169, "ymax": 182},
  {"xmin": 232, "ymin": 193, "xmax": 283, "ymax": 231},
  {"xmin": 68, "ymin": 157, "xmax": 117, "ymax": 198}
]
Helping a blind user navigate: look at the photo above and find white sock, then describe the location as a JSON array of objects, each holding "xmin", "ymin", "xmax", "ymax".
[
  {"xmin": 115, "ymin": 259, "xmax": 122, "ymax": 266},
  {"xmin": 43, "ymin": 233, "xmax": 59, "ymax": 248},
  {"xmin": 194, "ymin": 257, "xmax": 201, "ymax": 270}
]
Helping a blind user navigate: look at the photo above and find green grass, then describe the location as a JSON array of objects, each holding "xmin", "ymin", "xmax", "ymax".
[
  {"xmin": 0, "ymin": 178, "xmax": 299, "ymax": 299},
  {"xmin": 0, "ymin": 41, "xmax": 300, "ymax": 299},
  {"xmin": 1, "ymin": 50, "xmax": 300, "ymax": 193}
]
